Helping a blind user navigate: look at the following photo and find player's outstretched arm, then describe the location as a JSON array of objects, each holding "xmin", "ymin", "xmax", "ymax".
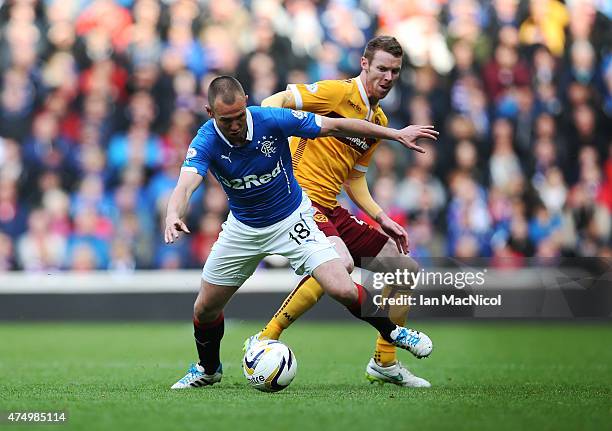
[
  {"xmin": 164, "ymin": 170, "xmax": 203, "ymax": 244},
  {"xmin": 261, "ymin": 90, "xmax": 296, "ymax": 109},
  {"xmin": 318, "ymin": 117, "xmax": 439, "ymax": 153}
]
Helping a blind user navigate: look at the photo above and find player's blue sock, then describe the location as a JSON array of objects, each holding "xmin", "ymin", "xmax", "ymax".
[{"xmin": 193, "ymin": 313, "xmax": 224, "ymax": 375}]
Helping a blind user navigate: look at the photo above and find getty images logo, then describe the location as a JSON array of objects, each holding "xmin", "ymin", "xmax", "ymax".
[{"xmin": 218, "ymin": 161, "xmax": 282, "ymax": 190}]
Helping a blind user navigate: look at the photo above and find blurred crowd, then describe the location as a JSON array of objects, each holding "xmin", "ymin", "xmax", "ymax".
[{"xmin": 0, "ymin": 0, "xmax": 610, "ymax": 272}]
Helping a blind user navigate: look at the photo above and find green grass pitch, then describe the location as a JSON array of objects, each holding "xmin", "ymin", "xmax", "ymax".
[{"xmin": 0, "ymin": 321, "xmax": 610, "ymax": 431}]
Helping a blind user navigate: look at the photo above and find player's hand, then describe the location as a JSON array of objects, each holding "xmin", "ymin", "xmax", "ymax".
[
  {"xmin": 376, "ymin": 212, "xmax": 409, "ymax": 254},
  {"xmin": 164, "ymin": 215, "xmax": 191, "ymax": 244},
  {"xmin": 395, "ymin": 125, "xmax": 438, "ymax": 153}
]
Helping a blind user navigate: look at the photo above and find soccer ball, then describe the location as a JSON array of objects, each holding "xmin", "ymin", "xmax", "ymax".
[{"xmin": 243, "ymin": 340, "xmax": 297, "ymax": 392}]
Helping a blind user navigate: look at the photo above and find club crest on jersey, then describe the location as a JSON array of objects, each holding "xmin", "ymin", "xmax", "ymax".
[
  {"xmin": 258, "ymin": 136, "xmax": 277, "ymax": 158},
  {"xmin": 306, "ymin": 83, "xmax": 318, "ymax": 93},
  {"xmin": 291, "ymin": 110, "xmax": 307, "ymax": 120},
  {"xmin": 314, "ymin": 213, "xmax": 329, "ymax": 223}
]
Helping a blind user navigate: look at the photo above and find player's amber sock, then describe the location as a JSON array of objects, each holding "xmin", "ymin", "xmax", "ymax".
[
  {"xmin": 260, "ymin": 276, "xmax": 324, "ymax": 340},
  {"xmin": 374, "ymin": 335, "xmax": 398, "ymax": 367}
]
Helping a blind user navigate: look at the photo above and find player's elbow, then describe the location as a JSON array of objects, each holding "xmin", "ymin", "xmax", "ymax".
[
  {"xmin": 261, "ymin": 91, "xmax": 286, "ymax": 108},
  {"xmin": 342, "ymin": 256, "xmax": 355, "ymax": 274},
  {"xmin": 344, "ymin": 176, "xmax": 366, "ymax": 199},
  {"xmin": 261, "ymin": 96, "xmax": 274, "ymax": 107},
  {"xmin": 344, "ymin": 176, "xmax": 361, "ymax": 190},
  {"xmin": 343, "ymin": 182, "xmax": 356, "ymax": 202}
]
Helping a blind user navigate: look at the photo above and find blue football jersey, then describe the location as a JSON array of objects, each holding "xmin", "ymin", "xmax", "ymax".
[{"xmin": 181, "ymin": 106, "xmax": 322, "ymax": 227}]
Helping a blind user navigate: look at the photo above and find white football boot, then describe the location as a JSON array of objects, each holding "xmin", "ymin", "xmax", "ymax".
[
  {"xmin": 365, "ymin": 358, "xmax": 431, "ymax": 388},
  {"xmin": 170, "ymin": 363, "xmax": 222, "ymax": 389},
  {"xmin": 389, "ymin": 326, "xmax": 433, "ymax": 358}
]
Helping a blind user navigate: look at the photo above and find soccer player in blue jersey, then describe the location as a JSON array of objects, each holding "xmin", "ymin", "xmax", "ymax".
[{"xmin": 165, "ymin": 76, "xmax": 438, "ymax": 389}]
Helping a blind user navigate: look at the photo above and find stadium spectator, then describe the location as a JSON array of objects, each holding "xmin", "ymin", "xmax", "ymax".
[
  {"xmin": 42, "ymin": 188, "xmax": 71, "ymax": 238},
  {"xmin": 518, "ymin": 0, "xmax": 569, "ymax": 57},
  {"xmin": 0, "ymin": 175, "xmax": 28, "ymax": 239},
  {"xmin": 65, "ymin": 207, "xmax": 111, "ymax": 270},
  {"xmin": 482, "ymin": 44, "xmax": 530, "ymax": 106},
  {"xmin": 396, "ymin": 142, "xmax": 446, "ymax": 218},
  {"xmin": 489, "ymin": 118, "xmax": 523, "ymax": 191},
  {"xmin": 0, "ymin": 231, "xmax": 16, "ymax": 270},
  {"xmin": 17, "ymin": 208, "xmax": 67, "ymax": 271},
  {"xmin": 108, "ymin": 238, "xmax": 136, "ymax": 272},
  {"xmin": 190, "ymin": 212, "xmax": 223, "ymax": 266},
  {"xmin": 447, "ymin": 172, "xmax": 492, "ymax": 256}
]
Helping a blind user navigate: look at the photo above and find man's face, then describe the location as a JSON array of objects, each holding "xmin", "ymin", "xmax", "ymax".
[
  {"xmin": 362, "ymin": 50, "xmax": 402, "ymax": 101},
  {"xmin": 206, "ymin": 94, "xmax": 248, "ymax": 145}
]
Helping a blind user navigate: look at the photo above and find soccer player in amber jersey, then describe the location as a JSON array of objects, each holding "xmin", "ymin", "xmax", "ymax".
[{"xmin": 247, "ymin": 36, "xmax": 436, "ymax": 387}]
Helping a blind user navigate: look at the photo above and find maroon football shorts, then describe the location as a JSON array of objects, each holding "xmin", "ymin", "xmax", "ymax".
[{"xmin": 311, "ymin": 201, "xmax": 389, "ymax": 267}]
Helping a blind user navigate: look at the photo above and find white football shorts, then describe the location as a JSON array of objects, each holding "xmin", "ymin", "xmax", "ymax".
[{"xmin": 201, "ymin": 193, "xmax": 339, "ymax": 286}]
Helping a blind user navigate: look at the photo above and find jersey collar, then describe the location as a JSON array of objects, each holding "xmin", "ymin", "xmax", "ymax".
[
  {"xmin": 213, "ymin": 107, "xmax": 254, "ymax": 147},
  {"xmin": 354, "ymin": 77, "xmax": 374, "ymax": 121}
]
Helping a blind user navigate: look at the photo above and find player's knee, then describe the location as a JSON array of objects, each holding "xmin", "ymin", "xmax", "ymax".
[
  {"xmin": 378, "ymin": 238, "xmax": 403, "ymax": 258},
  {"xmin": 341, "ymin": 254, "xmax": 355, "ymax": 274},
  {"xmin": 377, "ymin": 239, "xmax": 419, "ymax": 273},
  {"xmin": 403, "ymin": 257, "xmax": 419, "ymax": 274},
  {"xmin": 326, "ymin": 273, "xmax": 358, "ymax": 305},
  {"xmin": 331, "ymin": 237, "xmax": 354, "ymax": 273},
  {"xmin": 193, "ymin": 301, "xmax": 222, "ymax": 323},
  {"xmin": 312, "ymin": 261, "xmax": 357, "ymax": 305},
  {"xmin": 395, "ymin": 254, "xmax": 419, "ymax": 274}
]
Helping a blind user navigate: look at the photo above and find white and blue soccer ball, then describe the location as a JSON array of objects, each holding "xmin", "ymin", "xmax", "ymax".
[{"xmin": 243, "ymin": 340, "xmax": 297, "ymax": 392}]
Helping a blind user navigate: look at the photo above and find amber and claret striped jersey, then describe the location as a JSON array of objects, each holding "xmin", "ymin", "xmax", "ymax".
[{"xmin": 287, "ymin": 78, "xmax": 388, "ymax": 209}]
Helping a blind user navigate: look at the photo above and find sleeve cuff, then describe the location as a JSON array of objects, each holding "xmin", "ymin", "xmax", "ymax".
[
  {"xmin": 287, "ymin": 84, "xmax": 303, "ymax": 110},
  {"xmin": 353, "ymin": 164, "xmax": 368, "ymax": 173},
  {"xmin": 181, "ymin": 166, "xmax": 199, "ymax": 174}
]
